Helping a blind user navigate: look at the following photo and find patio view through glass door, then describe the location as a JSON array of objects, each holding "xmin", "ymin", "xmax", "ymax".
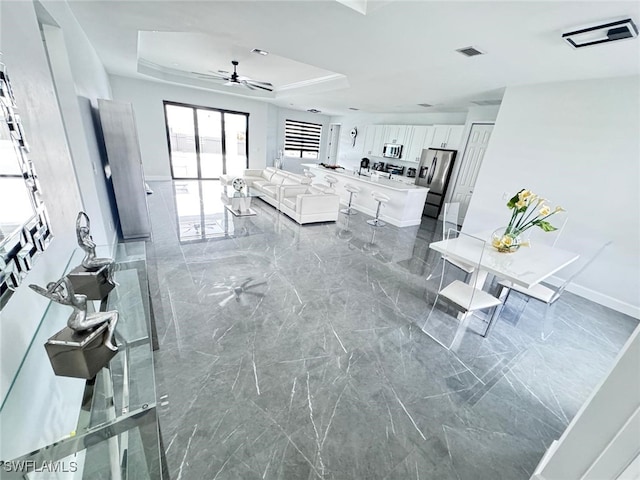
[{"xmin": 164, "ymin": 101, "xmax": 248, "ymax": 179}]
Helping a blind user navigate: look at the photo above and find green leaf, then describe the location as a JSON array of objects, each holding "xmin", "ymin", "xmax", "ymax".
[
  {"xmin": 506, "ymin": 189, "xmax": 525, "ymax": 209},
  {"xmin": 534, "ymin": 220, "xmax": 558, "ymax": 232}
]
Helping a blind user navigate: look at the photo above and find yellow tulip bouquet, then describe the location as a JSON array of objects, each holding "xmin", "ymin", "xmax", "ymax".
[{"xmin": 492, "ymin": 189, "xmax": 565, "ymax": 252}]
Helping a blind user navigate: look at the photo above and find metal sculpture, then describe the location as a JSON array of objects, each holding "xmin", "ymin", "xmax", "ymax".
[
  {"xmin": 30, "ymin": 276, "xmax": 119, "ymax": 351},
  {"xmin": 76, "ymin": 211, "xmax": 115, "ymax": 285}
]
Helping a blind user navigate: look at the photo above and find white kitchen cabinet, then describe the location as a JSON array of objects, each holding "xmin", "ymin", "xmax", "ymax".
[
  {"xmin": 403, "ymin": 126, "xmax": 433, "ymax": 162},
  {"xmin": 362, "ymin": 125, "xmax": 385, "ymax": 157},
  {"xmin": 383, "ymin": 125, "xmax": 408, "ymax": 145},
  {"xmin": 431, "ymin": 125, "xmax": 465, "ymax": 150}
]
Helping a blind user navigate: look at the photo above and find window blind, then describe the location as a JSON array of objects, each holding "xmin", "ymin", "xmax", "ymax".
[{"xmin": 284, "ymin": 119, "xmax": 322, "ymax": 158}]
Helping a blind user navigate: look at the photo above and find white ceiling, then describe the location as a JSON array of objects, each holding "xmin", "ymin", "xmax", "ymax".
[{"xmin": 68, "ymin": 0, "xmax": 640, "ymax": 115}]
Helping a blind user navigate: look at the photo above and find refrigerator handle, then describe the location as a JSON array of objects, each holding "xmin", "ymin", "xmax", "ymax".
[{"xmin": 427, "ymin": 156, "xmax": 437, "ymax": 184}]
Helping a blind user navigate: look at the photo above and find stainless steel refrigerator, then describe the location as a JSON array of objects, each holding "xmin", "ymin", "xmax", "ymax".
[{"xmin": 416, "ymin": 148, "xmax": 457, "ymax": 218}]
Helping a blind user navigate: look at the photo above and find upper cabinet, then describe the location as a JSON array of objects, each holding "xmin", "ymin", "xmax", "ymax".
[
  {"xmin": 404, "ymin": 126, "xmax": 433, "ymax": 163},
  {"xmin": 361, "ymin": 123, "xmax": 464, "ymax": 161},
  {"xmin": 362, "ymin": 125, "xmax": 385, "ymax": 157},
  {"xmin": 430, "ymin": 125, "xmax": 465, "ymax": 150},
  {"xmin": 382, "ymin": 125, "xmax": 409, "ymax": 145}
]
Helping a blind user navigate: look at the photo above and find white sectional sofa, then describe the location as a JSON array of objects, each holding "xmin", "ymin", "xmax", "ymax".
[
  {"xmin": 279, "ymin": 184, "xmax": 340, "ymax": 224},
  {"xmin": 220, "ymin": 167, "xmax": 340, "ymax": 224}
]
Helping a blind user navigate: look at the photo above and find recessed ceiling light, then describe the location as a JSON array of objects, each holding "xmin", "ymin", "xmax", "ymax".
[
  {"xmin": 251, "ymin": 48, "xmax": 269, "ymax": 56},
  {"xmin": 562, "ymin": 18, "xmax": 638, "ymax": 48},
  {"xmin": 456, "ymin": 46, "xmax": 485, "ymax": 57},
  {"xmin": 307, "ymin": 109, "xmax": 321, "ymax": 113},
  {"xmin": 349, "ymin": 107, "xmax": 359, "ymax": 111},
  {"xmin": 418, "ymin": 103, "xmax": 433, "ymax": 108}
]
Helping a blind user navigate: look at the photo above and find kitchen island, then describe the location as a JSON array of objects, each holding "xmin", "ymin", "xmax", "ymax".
[{"xmin": 302, "ymin": 164, "xmax": 429, "ymax": 227}]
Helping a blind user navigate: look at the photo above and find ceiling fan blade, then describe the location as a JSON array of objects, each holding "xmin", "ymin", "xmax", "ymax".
[
  {"xmin": 246, "ymin": 82, "xmax": 273, "ymax": 92},
  {"xmin": 194, "ymin": 71, "xmax": 229, "ymax": 80},
  {"xmin": 247, "ymin": 80, "xmax": 273, "ymax": 87},
  {"xmin": 218, "ymin": 293, "xmax": 236, "ymax": 307},
  {"xmin": 244, "ymin": 291, "xmax": 265, "ymax": 298},
  {"xmin": 241, "ymin": 80, "xmax": 256, "ymax": 91}
]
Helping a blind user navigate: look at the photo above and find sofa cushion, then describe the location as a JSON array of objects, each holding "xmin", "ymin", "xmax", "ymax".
[
  {"xmin": 261, "ymin": 185, "xmax": 279, "ymax": 197},
  {"xmin": 281, "ymin": 176, "xmax": 300, "ymax": 186},
  {"xmin": 308, "ymin": 185, "xmax": 328, "ymax": 195},
  {"xmin": 262, "ymin": 167, "xmax": 277, "ymax": 181},
  {"xmin": 252, "ymin": 180, "xmax": 272, "ymax": 189},
  {"xmin": 270, "ymin": 173, "xmax": 287, "ymax": 185}
]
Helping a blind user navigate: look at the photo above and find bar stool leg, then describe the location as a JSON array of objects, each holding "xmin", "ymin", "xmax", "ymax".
[
  {"xmin": 340, "ymin": 191, "xmax": 358, "ymax": 215},
  {"xmin": 367, "ymin": 200, "xmax": 386, "ymax": 227}
]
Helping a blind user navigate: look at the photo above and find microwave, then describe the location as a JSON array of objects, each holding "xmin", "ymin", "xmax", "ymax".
[{"xmin": 382, "ymin": 143, "xmax": 403, "ymax": 159}]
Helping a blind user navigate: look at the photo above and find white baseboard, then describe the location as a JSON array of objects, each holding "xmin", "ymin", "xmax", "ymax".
[
  {"xmin": 145, "ymin": 175, "xmax": 172, "ymax": 181},
  {"xmin": 546, "ymin": 276, "xmax": 640, "ymax": 319}
]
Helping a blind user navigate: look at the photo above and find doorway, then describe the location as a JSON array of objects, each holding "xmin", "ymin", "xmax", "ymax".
[
  {"xmin": 449, "ymin": 123, "xmax": 494, "ymax": 222},
  {"xmin": 164, "ymin": 101, "xmax": 249, "ymax": 179},
  {"xmin": 326, "ymin": 123, "xmax": 341, "ymax": 165}
]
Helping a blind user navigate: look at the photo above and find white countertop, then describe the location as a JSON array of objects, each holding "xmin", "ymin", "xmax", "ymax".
[{"xmin": 302, "ymin": 164, "xmax": 425, "ymax": 192}]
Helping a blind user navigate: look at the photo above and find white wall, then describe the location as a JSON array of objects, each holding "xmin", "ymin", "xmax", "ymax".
[
  {"xmin": 38, "ymin": 9, "xmax": 116, "ymax": 245},
  {"xmin": 464, "ymin": 76, "xmax": 640, "ymax": 317},
  {"xmin": 109, "ymin": 75, "xmax": 334, "ymax": 178},
  {"xmin": 533, "ymin": 325, "xmax": 640, "ymax": 479},
  {"xmin": 0, "ymin": 0, "xmax": 90, "ymax": 453},
  {"xmin": 110, "ymin": 75, "xmax": 274, "ymax": 179}
]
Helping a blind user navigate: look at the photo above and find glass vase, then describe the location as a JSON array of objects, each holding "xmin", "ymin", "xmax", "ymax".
[{"xmin": 491, "ymin": 226, "xmax": 523, "ymax": 253}]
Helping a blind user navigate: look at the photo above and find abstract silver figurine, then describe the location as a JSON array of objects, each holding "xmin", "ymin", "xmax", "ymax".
[
  {"xmin": 76, "ymin": 211, "xmax": 115, "ymax": 283},
  {"xmin": 30, "ymin": 277, "xmax": 119, "ymax": 351}
]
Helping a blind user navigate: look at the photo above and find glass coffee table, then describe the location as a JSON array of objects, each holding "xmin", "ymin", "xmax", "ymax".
[{"xmin": 223, "ymin": 185, "xmax": 263, "ymax": 216}]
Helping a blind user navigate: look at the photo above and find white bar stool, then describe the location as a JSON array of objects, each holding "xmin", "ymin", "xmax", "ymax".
[
  {"xmin": 324, "ymin": 175, "xmax": 338, "ymax": 190},
  {"xmin": 340, "ymin": 183, "xmax": 360, "ymax": 215},
  {"xmin": 367, "ymin": 191, "xmax": 390, "ymax": 227}
]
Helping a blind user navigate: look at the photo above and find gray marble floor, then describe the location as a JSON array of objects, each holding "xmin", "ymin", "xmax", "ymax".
[{"xmin": 144, "ymin": 180, "xmax": 637, "ymax": 480}]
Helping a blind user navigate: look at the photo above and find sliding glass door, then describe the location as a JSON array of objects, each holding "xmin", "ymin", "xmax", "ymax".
[{"xmin": 164, "ymin": 101, "xmax": 248, "ymax": 179}]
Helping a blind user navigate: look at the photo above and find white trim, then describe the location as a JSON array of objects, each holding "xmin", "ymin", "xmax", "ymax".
[
  {"xmin": 278, "ymin": 74, "xmax": 349, "ymax": 92},
  {"xmin": 545, "ymin": 275, "xmax": 640, "ymax": 319},
  {"xmin": 582, "ymin": 406, "xmax": 640, "ymax": 480}
]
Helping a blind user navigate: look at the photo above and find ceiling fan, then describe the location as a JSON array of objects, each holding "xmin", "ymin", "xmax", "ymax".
[{"xmin": 193, "ymin": 60, "xmax": 273, "ymax": 92}]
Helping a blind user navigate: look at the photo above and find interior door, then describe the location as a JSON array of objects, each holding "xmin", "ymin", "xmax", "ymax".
[
  {"xmin": 450, "ymin": 123, "xmax": 494, "ymax": 221},
  {"xmin": 327, "ymin": 124, "xmax": 340, "ymax": 165}
]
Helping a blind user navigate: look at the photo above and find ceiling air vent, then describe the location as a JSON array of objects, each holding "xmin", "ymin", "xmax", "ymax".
[
  {"xmin": 418, "ymin": 103, "xmax": 433, "ymax": 108},
  {"xmin": 307, "ymin": 109, "xmax": 321, "ymax": 113},
  {"xmin": 562, "ymin": 18, "xmax": 638, "ymax": 48},
  {"xmin": 348, "ymin": 107, "xmax": 360, "ymax": 111},
  {"xmin": 456, "ymin": 46, "xmax": 485, "ymax": 57}
]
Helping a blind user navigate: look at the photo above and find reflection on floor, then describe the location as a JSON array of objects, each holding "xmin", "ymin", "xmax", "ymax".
[{"xmin": 145, "ymin": 180, "xmax": 638, "ymax": 480}]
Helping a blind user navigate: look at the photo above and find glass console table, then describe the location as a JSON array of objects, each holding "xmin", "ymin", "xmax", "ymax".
[{"xmin": 0, "ymin": 242, "xmax": 168, "ymax": 479}]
